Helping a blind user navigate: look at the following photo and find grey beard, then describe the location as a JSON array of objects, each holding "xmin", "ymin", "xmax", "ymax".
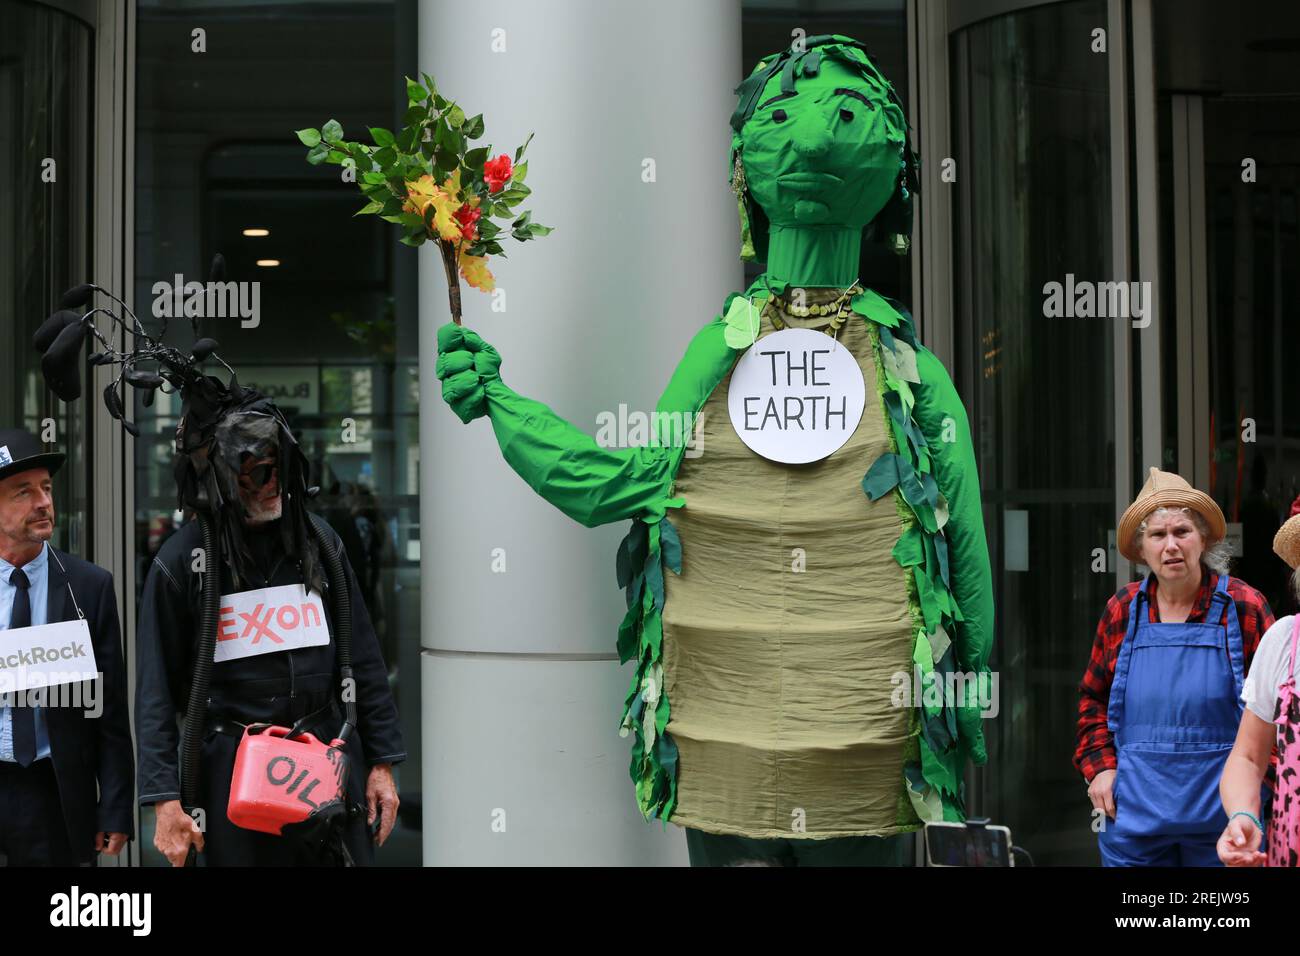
[{"xmin": 242, "ymin": 496, "xmax": 283, "ymax": 525}]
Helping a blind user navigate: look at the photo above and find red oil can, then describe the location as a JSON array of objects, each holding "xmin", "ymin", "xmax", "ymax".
[{"xmin": 227, "ymin": 724, "xmax": 348, "ymax": 835}]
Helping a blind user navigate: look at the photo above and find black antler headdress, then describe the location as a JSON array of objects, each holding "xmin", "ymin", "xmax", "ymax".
[{"xmin": 34, "ymin": 255, "xmax": 323, "ymax": 593}]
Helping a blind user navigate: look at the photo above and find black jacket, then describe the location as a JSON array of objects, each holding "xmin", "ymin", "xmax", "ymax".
[
  {"xmin": 42, "ymin": 548, "xmax": 136, "ymax": 852},
  {"xmin": 135, "ymin": 517, "xmax": 405, "ymax": 806}
]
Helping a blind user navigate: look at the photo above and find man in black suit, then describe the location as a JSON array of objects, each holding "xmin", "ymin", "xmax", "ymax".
[{"xmin": 0, "ymin": 428, "xmax": 134, "ymax": 865}]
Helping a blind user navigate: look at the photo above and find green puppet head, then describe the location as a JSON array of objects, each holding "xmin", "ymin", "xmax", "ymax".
[{"xmin": 729, "ymin": 35, "xmax": 917, "ymax": 270}]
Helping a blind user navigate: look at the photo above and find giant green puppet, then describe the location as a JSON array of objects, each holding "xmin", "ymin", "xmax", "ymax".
[{"xmin": 435, "ymin": 35, "xmax": 994, "ymax": 861}]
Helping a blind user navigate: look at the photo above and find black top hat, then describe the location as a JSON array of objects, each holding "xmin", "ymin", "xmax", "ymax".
[{"xmin": 0, "ymin": 429, "xmax": 66, "ymax": 484}]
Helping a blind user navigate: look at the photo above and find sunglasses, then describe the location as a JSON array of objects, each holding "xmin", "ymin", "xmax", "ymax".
[{"xmin": 240, "ymin": 459, "xmax": 278, "ymax": 488}]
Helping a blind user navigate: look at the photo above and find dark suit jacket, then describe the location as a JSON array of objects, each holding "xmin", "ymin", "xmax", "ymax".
[{"xmin": 42, "ymin": 548, "xmax": 135, "ymax": 857}]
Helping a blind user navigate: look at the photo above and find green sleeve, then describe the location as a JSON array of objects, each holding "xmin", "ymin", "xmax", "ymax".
[
  {"xmin": 913, "ymin": 346, "xmax": 995, "ymax": 763},
  {"xmin": 437, "ymin": 320, "xmax": 736, "ymax": 530},
  {"xmin": 654, "ymin": 318, "xmax": 736, "ymax": 436},
  {"xmin": 481, "ymin": 379, "xmax": 675, "ymax": 528}
]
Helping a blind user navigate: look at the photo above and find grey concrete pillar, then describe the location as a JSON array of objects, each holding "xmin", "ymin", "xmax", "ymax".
[{"xmin": 418, "ymin": 0, "xmax": 742, "ymax": 864}]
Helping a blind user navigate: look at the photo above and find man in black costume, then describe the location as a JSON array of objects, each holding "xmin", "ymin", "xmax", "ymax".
[
  {"xmin": 135, "ymin": 386, "xmax": 405, "ymax": 866},
  {"xmin": 32, "ymin": 263, "xmax": 404, "ymax": 865}
]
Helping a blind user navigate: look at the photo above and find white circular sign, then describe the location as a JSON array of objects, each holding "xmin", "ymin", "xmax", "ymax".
[{"xmin": 727, "ymin": 327, "xmax": 866, "ymax": 464}]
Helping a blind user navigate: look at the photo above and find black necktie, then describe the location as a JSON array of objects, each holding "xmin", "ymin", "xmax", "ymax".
[{"xmin": 9, "ymin": 567, "xmax": 36, "ymax": 767}]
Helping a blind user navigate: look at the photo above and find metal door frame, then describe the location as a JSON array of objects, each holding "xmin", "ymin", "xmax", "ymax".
[
  {"xmin": 34, "ymin": 0, "xmax": 139, "ymax": 865},
  {"xmin": 1171, "ymin": 94, "xmax": 1212, "ymax": 493},
  {"xmin": 91, "ymin": 0, "xmax": 137, "ymax": 868},
  {"xmin": 917, "ymin": 0, "xmax": 1165, "ymax": 825}
]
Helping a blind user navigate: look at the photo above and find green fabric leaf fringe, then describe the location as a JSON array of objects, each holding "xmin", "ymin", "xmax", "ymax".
[
  {"xmin": 854, "ymin": 289, "xmax": 968, "ymax": 823},
  {"xmin": 616, "ymin": 509, "xmax": 684, "ymax": 822}
]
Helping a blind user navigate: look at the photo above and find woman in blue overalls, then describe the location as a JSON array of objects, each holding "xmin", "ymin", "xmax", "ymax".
[{"xmin": 1086, "ymin": 469, "xmax": 1274, "ymax": 866}]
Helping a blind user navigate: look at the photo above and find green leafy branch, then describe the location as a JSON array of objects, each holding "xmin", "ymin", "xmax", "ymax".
[{"xmin": 296, "ymin": 72, "xmax": 551, "ymax": 324}]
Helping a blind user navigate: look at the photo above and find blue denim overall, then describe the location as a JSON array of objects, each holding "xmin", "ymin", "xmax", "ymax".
[{"xmin": 1099, "ymin": 573, "xmax": 1243, "ymax": 866}]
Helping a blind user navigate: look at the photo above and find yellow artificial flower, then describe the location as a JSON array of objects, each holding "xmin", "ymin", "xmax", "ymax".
[
  {"xmin": 444, "ymin": 167, "xmax": 463, "ymax": 203},
  {"xmin": 459, "ymin": 252, "xmax": 495, "ymax": 292},
  {"xmin": 403, "ymin": 173, "xmax": 438, "ymax": 212},
  {"xmin": 404, "ymin": 172, "xmax": 463, "ymax": 242}
]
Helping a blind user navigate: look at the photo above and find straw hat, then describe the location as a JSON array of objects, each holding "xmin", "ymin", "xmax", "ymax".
[
  {"xmin": 1118, "ymin": 467, "xmax": 1226, "ymax": 563},
  {"xmin": 1273, "ymin": 495, "xmax": 1300, "ymax": 569}
]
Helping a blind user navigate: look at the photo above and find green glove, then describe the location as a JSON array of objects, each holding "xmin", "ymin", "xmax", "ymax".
[{"xmin": 436, "ymin": 322, "xmax": 502, "ymax": 423}]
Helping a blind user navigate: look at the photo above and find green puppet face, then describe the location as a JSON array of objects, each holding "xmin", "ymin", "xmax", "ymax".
[{"xmin": 738, "ymin": 51, "xmax": 907, "ymax": 232}]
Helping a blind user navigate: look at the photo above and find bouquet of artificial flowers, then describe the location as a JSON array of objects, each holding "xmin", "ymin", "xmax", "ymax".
[{"xmin": 298, "ymin": 73, "xmax": 550, "ymax": 325}]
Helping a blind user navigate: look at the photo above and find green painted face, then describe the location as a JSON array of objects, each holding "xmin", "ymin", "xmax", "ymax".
[{"xmin": 739, "ymin": 53, "xmax": 906, "ymax": 231}]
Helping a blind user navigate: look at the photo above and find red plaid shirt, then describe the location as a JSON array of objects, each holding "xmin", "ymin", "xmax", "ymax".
[{"xmin": 1074, "ymin": 570, "xmax": 1275, "ymax": 782}]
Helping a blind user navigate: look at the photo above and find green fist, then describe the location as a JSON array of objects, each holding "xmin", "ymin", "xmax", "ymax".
[{"xmin": 435, "ymin": 322, "xmax": 502, "ymax": 423}]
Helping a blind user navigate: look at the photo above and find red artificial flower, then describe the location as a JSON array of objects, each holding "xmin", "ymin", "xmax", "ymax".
[
  {"xmin": 454, "ymin": 203, "xmax": 482, "ymax": 244},
  {"xmin": 483, "ymin": 154, "xmax": 512, "ymax": 193}
]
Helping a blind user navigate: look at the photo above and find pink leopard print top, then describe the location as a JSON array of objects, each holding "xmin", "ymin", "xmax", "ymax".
[{"xmin": 1268, "ymin": 615, "xmax": 1300, "ymax": 867}]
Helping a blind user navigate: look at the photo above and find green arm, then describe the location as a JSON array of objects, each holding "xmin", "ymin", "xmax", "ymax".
[
  {"xmin": 913, "ymin": 345, "xmax": 995, "ymax": 764},
  {"xmin": 437, "ymin": 322, "xmax": 733, "ymax": 529},
  {"xmin": 483, "ymin": 379, "xmax": 674, "ymax": 528}
]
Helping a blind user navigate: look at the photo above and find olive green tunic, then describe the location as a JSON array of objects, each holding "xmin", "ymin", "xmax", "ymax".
[{"xmin": 663, "ymin": 306, "xmax": 919, "ymax": 838}]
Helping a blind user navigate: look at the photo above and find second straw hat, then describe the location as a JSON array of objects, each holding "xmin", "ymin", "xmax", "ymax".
[{"xmin": 1273, "ymin": 495, "xmax": 1300, "ymax": 569}]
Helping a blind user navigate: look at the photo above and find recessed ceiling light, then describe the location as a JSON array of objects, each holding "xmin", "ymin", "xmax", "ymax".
[
  {"xmin": 243, "ymin": 228, "xmax": 270, "ymax": 237},
  {"xmin": 256, "ymin": 259, "xmax": 281, "ymax": 267}
]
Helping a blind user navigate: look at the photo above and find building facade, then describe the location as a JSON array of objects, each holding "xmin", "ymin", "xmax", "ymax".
[{"xmin": 1, "ymin": 0, "xmax": 1295, "ymax": 866}]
